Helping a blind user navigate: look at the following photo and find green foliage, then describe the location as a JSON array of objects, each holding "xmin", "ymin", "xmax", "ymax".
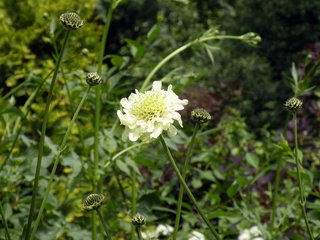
[{"xmin": 1, "ymin": 0, "xmax": 320, "ymax": 239}]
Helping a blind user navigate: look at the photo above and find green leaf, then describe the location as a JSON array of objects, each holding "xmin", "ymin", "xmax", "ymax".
[
  {"xmin": 124, "ymin": 38, "xmax": 146, "ymax": 60},
  {"xmin": 147, "ymin": 24, "xmax": 160, "ymax": 42},
  {"xmin": 108, "ymin": 54, "xmax": 129, "ymax": 69},
  {"xmin": 191, "ymin": 178, "xmax": 202, "ymax": 189},
  {"xmin": 116, "ymin": 159, "xmax": 131, "ymax": 177},
  {"xmin": 227, "ymin": 176, "xmax": 250, "ymax": 197},
  {"xmin": 245, "ymin": 152, "xmax": 259, "ymax": 169}
]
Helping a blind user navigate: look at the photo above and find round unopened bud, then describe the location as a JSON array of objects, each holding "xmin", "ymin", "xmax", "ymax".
[
  {"xmin": 131, "ymin": 213, "xmax": 146, "ymax": 226},
  {"xmin": 284, "ymin": 97, "xmax": 302, "ymax": 111},
  {"xmin": 82, "ymin": 193, "xmax": 105, "ymax": 211},
  {"xmin": 86, "ymin": 72, "xmax": 102, "ymax": 86},
  {"xmin": 191, "ymin": 108, "xmax": 211, "ymax": 124},
  {"xmin": 60, "ymin": 12, "xmax": 84, "ymax": 30}
]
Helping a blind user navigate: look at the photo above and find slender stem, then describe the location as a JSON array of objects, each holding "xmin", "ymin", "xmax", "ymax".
[
  {"xmin": 270, "ymin": 158, "xmax": 281, "ymax": 229},
  {"xmin": 135, "ymin": 227, "xmax": 142, "ymax": 240},
  {"xmin": 173, "ymin": 123, "xmax": 200, "ymax": 239},
  {"xmin": 293, "ymin": 112, "xmax": 314, "ymax": 240},
  {"xmin": 24, "ymin": 29, "xmax": 71, "ymax": 240},
  {"xmin": 96, "ymin": 208, "xmax": 112, "ymax": 240},
  {"xmin": 29, "ymin": 86, "xmax": 91, "ymax": 239},
  {"xmin": 0, "ymin": 202, "xmax": 11, "ymax": 240},
  {"xmin": 92, "ymin": 2, "xmax": 114, "ymax": 238},
  {"xmin": 111, "ymin": 165, "xmax": 128, "ymax": 209},
  {"xmin": 131, "ymin": 169, "xmax": 137, "ymax": 240},
  {"xmin": 159, "ymin": 135, "xmax": 221, "ymax": 240},
  {"xmin": 140, "ymin": 35, "xmax": 241, "ymax": 92}
]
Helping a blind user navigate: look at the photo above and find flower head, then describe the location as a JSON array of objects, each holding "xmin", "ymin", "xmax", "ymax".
[
  {"xmin": 191, "ymin": 108, "xmax": 211, "ymax": 124},
  {"xmin": 82, "ymin": 193, "xmax": 105, "ymax": 211},
  {"xmin": 117, "ymin": 81, "xmax": 188, "ymax": 141},
  {"xmin": 131, "ymin": 213, "xmax": 146, "ymax": 226},
  {"xmin": 284, "ymin": 97, "xmax": 302, "ymax": 111},
  {"xmin": 86, "ymin": 72, "xmax": 102, "ymax": 86},
  {"xmin": 60, "ymin": 12, "xmax": 84, "ymax": 30}
]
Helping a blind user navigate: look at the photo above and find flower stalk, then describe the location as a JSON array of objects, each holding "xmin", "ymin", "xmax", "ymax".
[
  {"xmin": 92, "ymin": 1, "xmax": 114, "ymax": 238},
  {"xmin": 0, "ymin": 202, "xmax": 11, "ymax": 240},
  {"xmin": 173, "ymin": 122, "xmax": 200, "ymax": 239},
  {"xmin": 131, "ymin": 169, "xmax": 137, "ymax": 240},
  {"xmin": 29, "ymin": 86, "xmax": 92, "ymax": 239},
  {"xmin": 293, "ymin": 111, "xmax": 314, "ymax": 240},
  {"xmin": 159, "ymin": 135, "xmax": 221, "ymax": 240},
  {"xmin": 24, "ymin": 29, "xmax": 71, "ymax": 240}
]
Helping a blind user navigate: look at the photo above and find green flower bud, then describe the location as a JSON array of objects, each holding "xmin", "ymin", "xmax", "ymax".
[
  {"xmin": 60, "ymin": 12, "xmax": 84, "ymax": 30},
  {"xmin": 284, "ymin": 97, "xmax": 302, "ymax": 111},
  {"xmin": 191, "ymin": 108, "xmax": 211, "ymax": 124},
  {"xmin": 82, "ymin": 193, "xmax": 105, "ymax": 211},
  {"xmin": 131, "ymin": 213, "xmax": 146, "ymax": 226},
  {"xmin": 86, "ymin": 72, "xmax": 102, "ymax": 86},
  {"xmin": 241, "ymin": 32, "xmax": 261, "ymax": 46}
]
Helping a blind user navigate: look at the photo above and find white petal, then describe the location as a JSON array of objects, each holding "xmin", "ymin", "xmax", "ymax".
[{"xmin": 152, "ymin": 81, "xmax": 162, "ymax": 91}]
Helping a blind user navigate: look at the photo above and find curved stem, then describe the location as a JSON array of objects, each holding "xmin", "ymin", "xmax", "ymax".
[
  {"xmin": 159, "ymin": 135, "xmax": 221, "ymax": 240},
  {"xmin": 293, "ymin": 112, "xmax": 314, "ymax": 240},
  {"xmin": 29, "ymin": 86, "xmax": 91, "ymax": 239},
  {"xmin": 140, "ymin": 35, "xmax": 242, "ymax": 92},
  {"xmin": 96, "ymin": 208, "xmax": 112, "ymax": 240},
  {"xmin": 0, "ymin": 202, "xmax": 11, "ymax": 240},
  {"xmin": 173, "ymin": 123, "xmax": 200, "ymax": 239},
  {"xmin": 131, "ymin": 168, "xmax": 137, "ymax": 240},
  {"xmin": 24, "ymin": 29, "xmax": 71, "ymax": 240}
]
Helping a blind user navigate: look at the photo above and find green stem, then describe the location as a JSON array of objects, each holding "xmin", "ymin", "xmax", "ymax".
[
  {"xmin": 135, "ymin": 227, "xmax": 142, "ymax": 240},
  {"xmin": 140, "ymin": 35, "xmax": 241, "ymax": 92},
  {"xmin": 173, "ymin": 123, "xmax": 200, "ymax": 239},
  {"xmin": 111, "ymin": 165, "xmax": 128, "ymax": 209},
  {"xmin": 293, "ymin": 112, "xmax": 314, "ymax": 240},
  {"xmin": 29, "ymin": 86, "xmax": 91, "ymax": 239},
  {"xmin": 0, "ymin": 202, "xmax": 11, "ymax": 240},
  {"xmin": 159, "ymin": 135, "xmax": 221, "ymax": 240},
  {"xmin": 270, "ymin": 158, "xmax": 281, "ymax": 230},
  {"xmin": 131, "ymin": 169, "xmax": 137, "ymax": 240},
  {"xmin": 96, "ymin": 208, "xmax": 112, "ymax": 240},
  {"xmin": 92, "ymin": 1, "xmax": 113, "ymax": 238},
  {"xmin": 24, "ymin": 29, "xmax": 71, "ymax": 240}
]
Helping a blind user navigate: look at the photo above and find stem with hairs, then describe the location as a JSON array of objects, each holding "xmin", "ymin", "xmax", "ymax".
[
  {"xmin": 293, "ymin": 112, "xmax": 314, "ymax": 240},
  {"xmin": 29, "ymin": 86, "xmax": 91, "ymax": 239},
  {"xmin": 159, "ymin": 135, "xmax": 221, "ymax": 240},
  {"xmin": 24, "ymin": 29, "xmax": 71, "ymax": 240},
  {"xmin": 173, "ymin": 123, "xmax": 200, "ymax": 239}
]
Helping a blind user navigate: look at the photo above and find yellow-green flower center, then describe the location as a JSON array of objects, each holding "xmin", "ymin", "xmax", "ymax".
[{"xmin": 133, "ymin": 93, "xmax": 165, "ymax": 121}]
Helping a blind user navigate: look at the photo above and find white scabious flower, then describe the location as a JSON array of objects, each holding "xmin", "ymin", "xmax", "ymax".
[
  {"xmin": 238, "ymin": 226, "xmax": 264, "ymax": 240},
  {"xmin": 117, "ymin": 81, "xmax": 188, "ymax": 141},
  {"xmin": 155, "ymin": 224, "xmax": 174, "ymax": 236},
  {"xmin": 189, "ymin": 230, "xmax": 206, "ymax": 240}
]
